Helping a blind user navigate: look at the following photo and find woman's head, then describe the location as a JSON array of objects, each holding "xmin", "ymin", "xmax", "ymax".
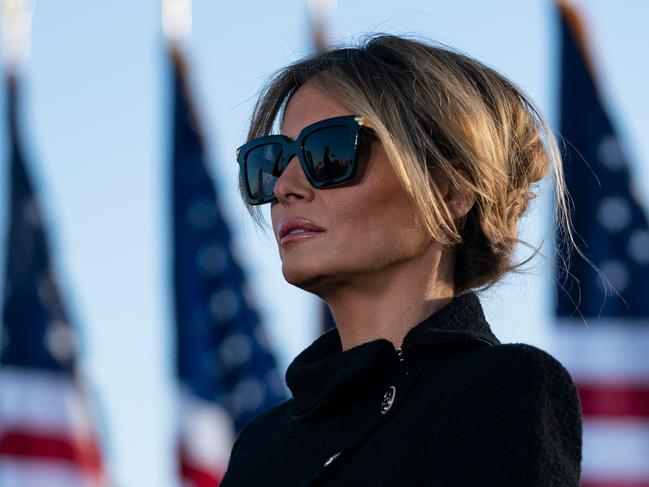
[
  {"xmin": 239, "ymin": 34, "xmax": 569, "ymax": 294},
  {"xmin": 266, "ymin": 80, "xmax": 469, "ymax": 296}
]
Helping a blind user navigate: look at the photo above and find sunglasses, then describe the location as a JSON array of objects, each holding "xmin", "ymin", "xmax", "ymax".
[{"xmin": 236, "ymin": 115, "xmax": 369, "ymax": 205}]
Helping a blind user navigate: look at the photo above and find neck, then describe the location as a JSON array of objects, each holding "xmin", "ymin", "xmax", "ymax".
[{"xmin": 322, "ymin": 248, "xmax": 455, "ymax": 352}]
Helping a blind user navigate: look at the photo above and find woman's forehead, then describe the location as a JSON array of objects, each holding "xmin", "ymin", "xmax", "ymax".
[{"xmin": 280, "ymin": 82, "xmax": 352, "ymax": 139}]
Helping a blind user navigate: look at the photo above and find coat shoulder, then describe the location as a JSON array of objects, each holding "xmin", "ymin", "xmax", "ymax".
[
  {"xmin": 416, "ymin": 340, "xmax": 581, "ymax": 415},
  {"xmin": 468, "ymin": 342, "xmax": 582, "ymax": 413},
  {"xmin": 482, "ymin": 342, "xmax": 579, "ymax": 394},
  {"xmin": 478, "ymin": 342, "xmax": 583, "ymax": 482}
]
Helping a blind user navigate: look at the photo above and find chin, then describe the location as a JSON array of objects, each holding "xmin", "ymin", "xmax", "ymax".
[{"xmin": 281, "ymin": 261, "xmax": 339, "ymax": 296}]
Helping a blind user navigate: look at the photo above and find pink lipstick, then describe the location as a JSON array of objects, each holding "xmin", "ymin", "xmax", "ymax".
[{"xmin": 278, "ymin": 218, "xmax": 325, "ymax": 245}]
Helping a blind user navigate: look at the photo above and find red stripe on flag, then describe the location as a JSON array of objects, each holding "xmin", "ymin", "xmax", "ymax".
[
  {"xmin": 582, "ymin": 479, "xmax": 649, "ymax": 487},
  {"xmin": 0, "ymin": 429, "xmax": 102, "ymax": 476},
  {"xmin": 578, "ymin": 382, "xmax": 649, "ymax": 417},
  {"xmin": 179, "ymin": 443, "xmax": 224, "ymax": 487}
]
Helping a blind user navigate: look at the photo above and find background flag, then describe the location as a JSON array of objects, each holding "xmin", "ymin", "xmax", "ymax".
[
  {"xmin": 0, "ymin": 76, "xmax": 104, "ymax": 486},
  {"xmin": 554, "ymin": 3, "xmax": 649, "ymax": 486},
  {"xmin": 169, "ymin": 49, "xmax": 287, "ymax": 487}
]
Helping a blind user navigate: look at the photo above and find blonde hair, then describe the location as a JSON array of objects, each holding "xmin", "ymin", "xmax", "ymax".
[{"xmin": 242, "ymin": 34, "xmax": 574, "ymax": 293}]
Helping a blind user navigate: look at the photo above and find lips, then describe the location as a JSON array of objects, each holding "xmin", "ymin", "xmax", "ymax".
[{"xmin": 278, "ymin": 218, "xmax": 326, "ymax": 245}]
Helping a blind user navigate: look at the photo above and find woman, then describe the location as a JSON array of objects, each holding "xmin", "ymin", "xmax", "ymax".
[{"xmin": 221, "ymin": 34, "xmax": 582, "ymax": 486}]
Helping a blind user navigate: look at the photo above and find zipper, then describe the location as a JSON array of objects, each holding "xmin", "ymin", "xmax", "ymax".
[{"xmin": 395, "ymin": 346, "xmax": 409, "ymax": 375}]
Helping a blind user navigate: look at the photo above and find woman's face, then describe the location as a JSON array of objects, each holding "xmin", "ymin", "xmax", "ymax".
[{"xmin": 270, "ymin": 80, "xmax": 438, "ymax": 296}]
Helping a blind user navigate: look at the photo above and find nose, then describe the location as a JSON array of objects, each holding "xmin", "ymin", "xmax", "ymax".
[{"xmin": 273, "ymin": 155, "xmax": 315, "ymax": 204}]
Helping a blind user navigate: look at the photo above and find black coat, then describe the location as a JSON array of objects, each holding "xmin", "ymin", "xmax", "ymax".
[{"xmin": 220, "ymin": 293, "xmax": 582, "ymax": 486}]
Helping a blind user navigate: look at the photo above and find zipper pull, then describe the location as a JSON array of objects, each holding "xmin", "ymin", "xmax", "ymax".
[{"xmin": 396, "ymin": 347, "xmax": 409, "ymax": 375}]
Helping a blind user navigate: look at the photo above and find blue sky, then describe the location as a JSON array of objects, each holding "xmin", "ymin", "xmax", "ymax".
[{"xmin": 1, "ymin": 1, "xmax": 648, "ymax": 485}]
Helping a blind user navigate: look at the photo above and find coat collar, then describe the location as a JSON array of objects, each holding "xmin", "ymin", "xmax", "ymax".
[{"xmin": 285, "ymin": 292, "xmax": 500, "ymax": 419}]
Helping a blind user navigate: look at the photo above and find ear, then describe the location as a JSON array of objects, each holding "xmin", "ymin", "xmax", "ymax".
[{"xmin": 434, "ymin": 169, "xmax": 476, "ymax": 221}]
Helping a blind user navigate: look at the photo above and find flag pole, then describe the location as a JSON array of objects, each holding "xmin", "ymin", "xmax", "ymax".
[
  {"xmin": 161, "ymin": 0, "xmax": 191, "ymax": 51},
  {"xmin": 307, "ymin": 0, "xmax": 336, "ymax": 52},
  {"xmin": 1, "ymin": 0, "xmax": 32, "ymax": 80},
  {"xmin": 555, "ymin": 0, "xmax": 596, "ymax": 81},
  {"xmin": 162, "ymin": 0, "xmax": 195, "ymax": 94}
]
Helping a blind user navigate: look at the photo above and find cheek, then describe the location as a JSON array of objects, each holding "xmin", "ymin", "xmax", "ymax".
[{"xmin": 324, "ymin": 165, "xmax": 427, "ymax": 258}]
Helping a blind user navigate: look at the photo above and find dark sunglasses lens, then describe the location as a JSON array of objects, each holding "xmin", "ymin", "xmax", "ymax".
[
  {"xmin": 303, "ymin": 125, "xmax": 356, "ymax": 183},
  {"xmin": 245, "ymin": 143, "xmax": 283, "ymax": 202}
]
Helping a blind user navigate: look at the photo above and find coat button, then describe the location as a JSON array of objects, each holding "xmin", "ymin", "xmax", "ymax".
[
  {"xmin": 381, "ymin": 385, "xmax": 396, "ymax": 414},
  {"xmin": 324, "ymin": 452, "xmax": 340, "ymax": 467}
]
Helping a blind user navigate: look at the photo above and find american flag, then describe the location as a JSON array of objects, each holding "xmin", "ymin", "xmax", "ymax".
[
  {"xmin": 554, "ymin": 3, "xmax": 649, "ymax": 486},
  {"xmin": 169, "ymin": 49, "xmax": 287, "ymax": 487},
  {"xmin": 0, "ymin": 76, "xmax": 104, "ymax": 486}
]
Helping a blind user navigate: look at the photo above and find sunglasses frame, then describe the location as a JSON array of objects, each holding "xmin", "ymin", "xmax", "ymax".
[{"xmin": 236, "ymin": 115, "xmax": 367, "ymax": 205}]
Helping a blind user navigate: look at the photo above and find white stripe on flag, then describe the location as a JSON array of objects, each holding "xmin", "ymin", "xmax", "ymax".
[
  {"xmin": 553, "ymin": 319, "xmax": 649, "ymax": 380},
  {"xmin": 0, "ymin": 458, "xmax": 102, "ymax": 487},
  {"xmin": 583, "ymin": 418, "xmax": 649, "ymax": 478},
  {"xmin": 178, "ymin": 388, "xmax": 235, "ymax": 474},
  {"xmin": 0, "ymin": 367, "xmax": 93, "ymax": 436}
]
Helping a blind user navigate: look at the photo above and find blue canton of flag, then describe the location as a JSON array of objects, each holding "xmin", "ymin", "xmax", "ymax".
[
  {"xmin": 1, "ymin": 79, "xmax": 75, "ymax": 374},
  {"xmin": 0, "ymin": 76, "xmax": 104, "ymax": 486},
  {"xmin": 169, "ymin": 49, "xmax": 286, "ymax": 487},
  {"xmin": 554, "ymin": 3, "xmax": 649, "ymax": 486}
]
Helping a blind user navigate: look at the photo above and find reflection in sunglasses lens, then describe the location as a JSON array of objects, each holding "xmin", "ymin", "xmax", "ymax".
[
  {"xmin": 303, "ymin": 126, "xmax": 352, "ymax": 182},
  {"xmin": 246, "ymin": 143, "xmax": 283, "ymax": 200}
]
